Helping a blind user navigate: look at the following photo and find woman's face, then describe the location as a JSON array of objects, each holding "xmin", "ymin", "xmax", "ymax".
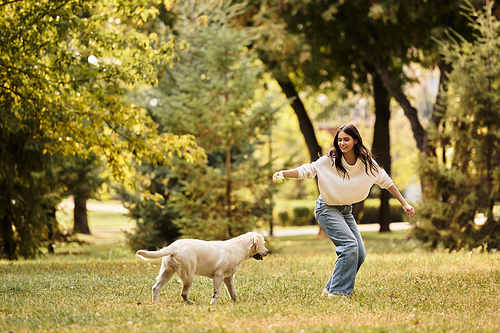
[{"xmin": 337, "ymin": 131, "xmax": 358, "ymax": 155}]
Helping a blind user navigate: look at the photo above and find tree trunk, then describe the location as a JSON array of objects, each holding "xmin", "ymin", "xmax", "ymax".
[
  {"xmin": 276, "ymin": 75, "xmax": 324, "ymax": 236},
  {"xmin": 46, "ymin": 205, "xmax": 56, "ymax": 254},
  {"xmin": 277, "ymin": 75, "xmax": 322, "ymax": 162},
  {"xmin": 430, "ymin": 60, "xmax": 453, "ymax": 138},
  {"xmin": 372, "ymin": 73, "xmax": 392, "ymax": 232},
  {"xmin": 0, "ymin": 208, "xmax": 16, "ymax": 260},
  {"xmin": 368, "ymin": 55, "xmax": 427, "ymax": 153},
  {"xmin": 352, "ymin": 201, "xmax": 364, "ymax": 223},
  {"xmin": 73, "ymin": 195, "xmax": 91, "ymax": 234}
]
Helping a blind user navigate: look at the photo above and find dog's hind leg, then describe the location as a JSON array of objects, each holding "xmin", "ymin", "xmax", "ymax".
[
  {"xmin": 180, "ymin": 276, "xmax": 195, "ymax": 304},
  {"xmin": 152, "ymin": 256, "xmax": 178, "ymax": 302},
  {"xmin": 210, "ymin": 271, "xmax": 224, "ymax": 305},
  {"xmin": 223, "ymin": 275, "xmax": 237, "ymax": 302},
  {"xmin": 176, "ymin": 264, "xmax": 195, "ymax": 304}
]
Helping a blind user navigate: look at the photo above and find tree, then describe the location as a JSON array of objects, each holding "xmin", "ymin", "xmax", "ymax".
[
  {"xmin": 0, "ymin": 0, "xmax": 205, "ymax": 259},
  {"xmin": 119, "ymin": 162, "xmax": 181, "ymax": 251},
  {"xmin": 251, "ymin": 0, "xmax": 480, "ymax": 231},
  {"xmin": 371, "ymin": 73, "xmax": 392, "ymax": 231},
  {"xmin": 0, "ymin": 125, "xmax": 60, "ymax": 258},
  {"xmin": 246, "ymin": 0, "xmax": 403, "ymax": 230},
  {"xmin": 123, "ymin": 0, "xmax": 280, "ymax": 242},
  {"xmin": 416, "ymin": 1, "xmax": 500, "ymax": 250},
  {"xmin": 58, "ymin": 153, "xmax": 105, "ymax": 235}
]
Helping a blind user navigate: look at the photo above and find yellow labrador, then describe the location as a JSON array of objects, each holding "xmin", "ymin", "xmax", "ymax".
[{"xmin": 136, "ymin": 231, "xmax": 269, "ymax": 305}]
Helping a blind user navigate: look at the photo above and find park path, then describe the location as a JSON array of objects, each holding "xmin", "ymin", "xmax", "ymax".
[{"xmin": 58, "ymin": 201, "xmax": 128, "ymax": 213}]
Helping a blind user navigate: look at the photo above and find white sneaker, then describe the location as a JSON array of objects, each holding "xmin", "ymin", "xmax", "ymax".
[{"xmin": 321, "ymin": 288, "xmax": 329, "ymax": 297}]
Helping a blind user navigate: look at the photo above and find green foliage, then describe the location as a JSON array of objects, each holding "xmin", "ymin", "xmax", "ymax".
[
  {"xmin": 253, "ymin": 0, "xmax": 472, "ymax": 95},
  {"xmin": 123, "ymin": 1, "xmax": 281, "ymax": 242},
  {"xmin": 168, "ymin": 160, "xmax": 258, "ymax": 240},
  {"xmin": 274, "ymin": 198, "xmax": 405, "ymax": 227},
  {"xmin": 277, "ymin": 206, "xmax": 314, "ymax": 227},
  {"xmin": 59, "ymin": 153, "xmax": 105, "ymax": 198},
  {"xmin": 0, "ymin": 0, "xmax": 202, "ymax": 174},
  {"xmin": 0, "ymin": 0, "xmax": 205, "ymax": 259},
  {"xmin": 0, "ymin": 127, "xmax": 60, "ymax": 259},
  {"xmin": 292, "ymin": 206, "xmax": 314, "ymax": 226},
  {"xmin": 277, "ymin": 211, "xmax": 291, "ymax": 226},
  {"xmin": 416, "ymin": 2, "xmax": 500, "ymax": 251},
  {"xmin": 120, "ymin": 164, "xmax": 180, "ymax": 251},
  {"xmin": 359, "ymin": 199, "xmax": 407, "ymax": 224}
]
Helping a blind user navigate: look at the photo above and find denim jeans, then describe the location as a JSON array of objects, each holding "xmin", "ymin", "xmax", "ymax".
[{"xmin": 314, "ymin": 195, "xmax": 366, "ymax": 295}]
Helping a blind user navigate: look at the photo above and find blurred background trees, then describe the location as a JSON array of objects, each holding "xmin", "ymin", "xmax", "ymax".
[
  {"xmin": 417, "ymin": 1, "xmax": 500, "ymax": 250},
  {"xmin": 0, "ymin": 0, "xmax": 205, "ymax": 259},
  {"xmin": 122, "ymin": 1, "xmax": 281, "ymax": 248},
  {"xmin": 1, "ymin": 0, "xmax": 499, "ymax": 258}
]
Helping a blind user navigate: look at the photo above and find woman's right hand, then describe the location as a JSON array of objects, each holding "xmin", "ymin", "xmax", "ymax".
[
  {"xmin": 272, "ymin": 171, "xmax": 284, "ymax": 184},
  {"xmin": 403, "ymin": 203, "xmax": 415, "ymax": 219}
]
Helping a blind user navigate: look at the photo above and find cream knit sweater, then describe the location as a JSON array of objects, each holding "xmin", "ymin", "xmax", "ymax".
[{"xmin": 296, "ymin": 155, "xmax": 394, "ymax": 206}]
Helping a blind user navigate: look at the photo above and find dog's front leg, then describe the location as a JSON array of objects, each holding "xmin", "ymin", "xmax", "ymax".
[
  {"xmin": 210, "ymin": 271, "xmax": 224, "ymax": 305},
  {"xmin": 224, "ymin": 275, "xmax": 237, "ymax": 302}
]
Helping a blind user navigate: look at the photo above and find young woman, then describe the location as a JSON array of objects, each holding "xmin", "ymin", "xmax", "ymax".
[{"xmin": 273, "ymin": 124, "xmax": 415, "ymax": 296}]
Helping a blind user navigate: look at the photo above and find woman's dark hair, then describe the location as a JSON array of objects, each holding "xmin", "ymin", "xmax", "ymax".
[{"xmin": 327, "ymin": 124, "xmax": 378, "ymax": 179}]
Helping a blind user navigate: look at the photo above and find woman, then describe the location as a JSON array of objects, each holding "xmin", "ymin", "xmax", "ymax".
[{"xmin": 273, "ymin": 124, "xmax": 414, "ymax": 296}]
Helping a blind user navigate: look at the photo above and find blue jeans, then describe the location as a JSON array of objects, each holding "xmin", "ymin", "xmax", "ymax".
[{"xmin": 314, "ymin": 195, "xmax": 366, "ymax": 295}]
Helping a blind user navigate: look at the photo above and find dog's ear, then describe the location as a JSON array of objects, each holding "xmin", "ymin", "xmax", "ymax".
[{"xmin": 252, "ymin": 234, "xmax": 262, "ymax": 249}]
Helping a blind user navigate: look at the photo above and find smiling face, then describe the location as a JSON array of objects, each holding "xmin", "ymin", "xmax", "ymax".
[{"xmin": 337, "ymin": 130, "xmax": 358, "ymax": 156}]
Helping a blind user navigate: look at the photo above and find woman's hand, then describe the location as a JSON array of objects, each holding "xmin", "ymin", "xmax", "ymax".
[
  {"xmin": 272, "ymin": 171, "xmax": 284, "ymax": 184},
  {"xmin": 403, "ymin": 203, "xmax": 415, "ymax": 219}
]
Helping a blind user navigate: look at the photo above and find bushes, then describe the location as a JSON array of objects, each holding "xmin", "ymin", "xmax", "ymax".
[
  {"xmin": 278, "ymin": 207, "xmax": 316, "ymax": 226},
  {"xmin": 276, "ymin": 199, "xmax": 406, "ymax": 226},
  {"xmin": 358, "ymin": 199, "xmax": 406, "ymax": 224},
  {"xmin": 277, "ymin": 211, "xmax": 291, "ymax": 226}
]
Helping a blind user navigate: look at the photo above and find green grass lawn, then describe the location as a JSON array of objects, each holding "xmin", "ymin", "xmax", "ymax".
[{"xmin": 2, "ymin": 219, "xmax": 499, "ymax": 332}]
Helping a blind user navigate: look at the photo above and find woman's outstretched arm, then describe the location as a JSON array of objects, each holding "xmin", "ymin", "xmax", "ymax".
[
  {"xmin": 387, "ymin": 185, "xmax": 415, "ymax": 219},
  {"xmin": 272, "ymin": 169, "xmax": 298, "ymax": 183}
]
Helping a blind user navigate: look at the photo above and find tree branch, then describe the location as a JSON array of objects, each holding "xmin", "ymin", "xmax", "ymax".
[
  {"xmin": 0, "ymin": 85, "xmax": 30, "ymax": 101},
  {"xmin": 277, "ymin": 75, "xmax": 322, "ymax": 161},
  {"xmin": 0, "ymin": 0, "xmax": 23, "ymax": 8},
  {"xmin": 369, "ymin": 55, "xmax": 427, "ymax": 152}
]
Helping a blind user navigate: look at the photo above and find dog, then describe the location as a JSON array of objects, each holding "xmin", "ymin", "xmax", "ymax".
[{"xmin": 136, "ymin": 231, "xmax": 269, "ymax": 305}]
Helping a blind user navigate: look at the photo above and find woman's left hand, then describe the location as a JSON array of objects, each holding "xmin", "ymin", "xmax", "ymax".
[{"xmin": 403, "ymin": 203, "xmax": 415, "ymax": 219}]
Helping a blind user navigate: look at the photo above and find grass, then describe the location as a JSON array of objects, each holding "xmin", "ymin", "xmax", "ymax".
[{"xmin": 2, "ymin": 213, "xmax": 500, "ymax": 332}]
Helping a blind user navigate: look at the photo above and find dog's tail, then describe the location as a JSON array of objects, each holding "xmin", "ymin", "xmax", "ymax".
[{"xmin": 135, "ymin": 247, "xmax": 174, "ymax": 261}]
